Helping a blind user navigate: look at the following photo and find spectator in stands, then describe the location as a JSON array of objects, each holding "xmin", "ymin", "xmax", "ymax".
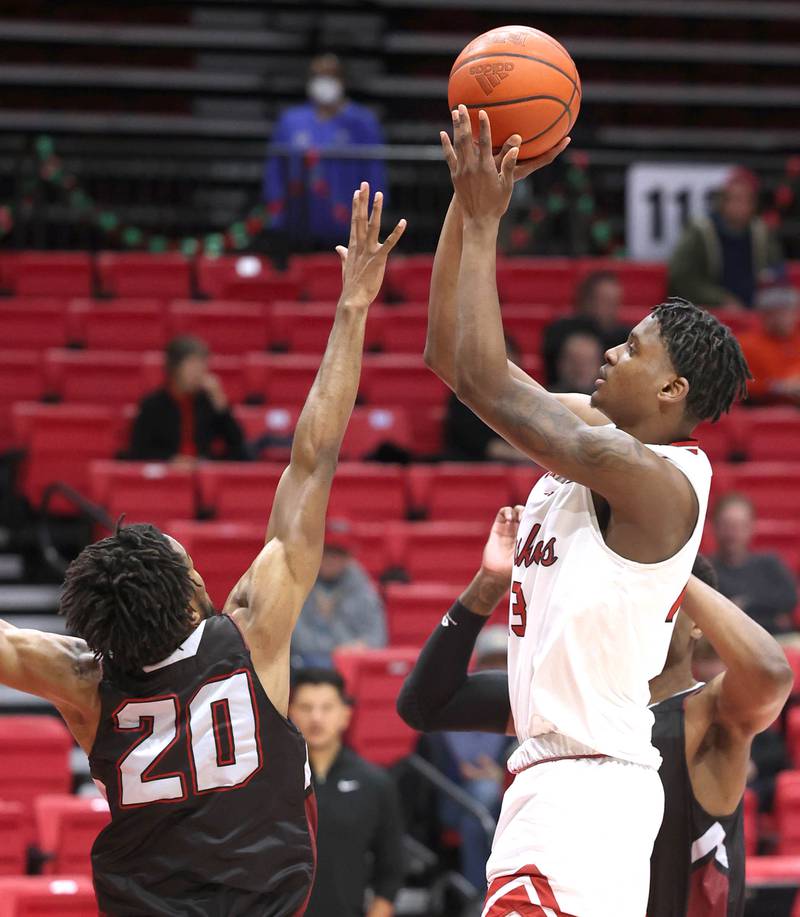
[
  {"xmin": 444, "ymin": 336, "xmax": 527, "ymax": 462},
  {"xmin": 128, "ymin": 335, "xmax": 246, "ymax": 463},
  {"xmin": 264, "ymin": 54, "xmax": 386, "ymax": 250},
  {"xmin": 668, "ymin": 167, "xmax": 783, "ymax": 309},
  {"xmin": 542, "ymin": 270, "xmax": 630, "ymax": 385},
  {"xmin": 289, "ymin": 668, "xmax": 404, "ymax": 917},
  {"xmin": 427, "ymin": 625, "xmax": 514, "ymax": 892},
  {"xmin": 291, "ymin": 520, "xmax": 386, "ymax": 668},
  {"xmin": 547, "ymin": 329, "xmax": 604, "ymax": 396},
  {"xmin": 738, "ymin": 279, "xmax": 800, "ymax": 404},
  {"xmin": 712, "ymin": 493, "xmax": 797, "ymax": 635}
]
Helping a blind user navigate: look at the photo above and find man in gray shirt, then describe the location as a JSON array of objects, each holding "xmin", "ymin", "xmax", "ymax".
[
  {"xmin": 712, "ymin": 492, "xmax": 797, "ymax": 635},
  {"xmin": 292, "ymin": 520, "xmax": 387, "ymax": 667}
]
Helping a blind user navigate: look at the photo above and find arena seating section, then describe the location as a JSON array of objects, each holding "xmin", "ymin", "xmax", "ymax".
[{"xmin": 4, "ymin": 250, "xmax": 800, "ymax": 908}]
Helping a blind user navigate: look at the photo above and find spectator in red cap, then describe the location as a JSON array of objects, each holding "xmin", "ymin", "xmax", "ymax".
[
  {"xmin": 291, "ymin": 519, "xmax": 387, "ymax": 668},
  {"xmin": 738, "ymin": 279, "xmax": 800, "ymax": 404},
  {"xmin": 668, "ymin": 167, "xmax": 783, "ymax": 309}
]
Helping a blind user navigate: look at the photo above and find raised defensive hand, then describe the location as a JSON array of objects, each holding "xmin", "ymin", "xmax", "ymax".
[
  {"xmin": 335, "ymin": 181, "xmax": 406, "ymax": 309},
  {"xmin": 481, "ymin": 505, "xmax": 525, "ymax": 582},
  {"xmin": 441, "ymin": 106, "xmax": 571, "ymax": 222}
]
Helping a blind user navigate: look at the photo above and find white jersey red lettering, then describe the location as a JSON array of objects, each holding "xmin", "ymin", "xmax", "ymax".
[{"xmin": 507, "ymin": 440, "xmax": 711, "ymax": 772}]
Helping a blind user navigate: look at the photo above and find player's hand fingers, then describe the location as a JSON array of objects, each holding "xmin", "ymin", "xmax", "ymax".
[
  {"xmin": 379, "ymin": 217, "xmax": 407, "ymax": 256},
  {"xmin": 525, "ymin": 136, "xmax": 571, "ymax": 173},
  {"xmin": 356, "ymin": 181, "xmax": 368, "ymax": 246},
  {"xmin": 348, "ymin": 188, "xmax": 360, "ymax": 249},
  {"xmin": 367, "ymin": 190, "xmax": 383, "ymax": 248},
  {"xmin": 455, "ymin": 105, "xmax": 474, "ymax": 164},
  {"xmin": 440, "ymin": 131, "xmax": 458, "ymax": 175},
  {"xmin": 513, "ymin": 505, "xmax": 525, "ymax": 522},
  {"xmin": 478, "ymin": 110, "xmax": 493, "ymax": 165},
  {"xmin": 335, "ymin": 245, "xmax": 348, "ymax": 278},
  {"xmin": 495, "ymin": 134, "xmax": 522, "ymax": 168},
  {"xmin": 500, "ymin": 145, "xmax": 519, "ymax": 187}
]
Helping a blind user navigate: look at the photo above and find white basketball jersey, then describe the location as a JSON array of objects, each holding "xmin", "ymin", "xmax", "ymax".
[{"xmin": 507, "ymin": 440, "xmax": 711, "ymax": 773}]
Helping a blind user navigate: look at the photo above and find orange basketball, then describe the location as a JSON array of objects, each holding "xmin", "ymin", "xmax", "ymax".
[{"xmin": 448, "ymin": 25, "xmax": 581, "ymax": 160}]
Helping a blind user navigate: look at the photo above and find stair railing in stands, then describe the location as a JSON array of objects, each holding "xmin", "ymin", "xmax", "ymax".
[{"xmin": 37, "ymin": 482, "xmax": 113, "ymax": 577}]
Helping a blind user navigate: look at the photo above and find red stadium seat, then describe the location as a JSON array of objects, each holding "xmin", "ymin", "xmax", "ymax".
[
  {"xmin": 384, "ymin": 582, "xmax": 464, "ymax": 647},
  {"xmin": 0, "ymin": 717, "xmax": 72, "ymax": 845},
  {"xmin": 245, "ymin": 354, "xmax": 322, "ymax": 405},
  {"xmin": 328, "ymin": 464, "xmax": 407, "ymax": 522},
  {"xmin": 196, "ymin": 255, "xmax": 288, "ymax": 301},
  {"xmin": 270, "ymin": 303, "xmax": 336, "ymax": 353},
  {"xmin": 775, "ymin": 771, "xmax": 800, "ymax": 854},
  {"xmin": 787, "ymin": 708, "xmax": 800, "ymax": 770},
  {"xmin": 13, "ymin": 404, "xmax": 119, "ymax": 511},
  {"xmin": 385, "ymin": 256, "xmax": 434, "ymax": 302},
  {"xmin": 408, "ymin": 464, "xmax": 514, "ymax": 522},
  {"xmin": 747, "ymin": 855, "xmax": 800, "ymax": 888},
  {"xmin": 333, "ymin": 648, "xmax": 419, "ymax": 766},
  {"xmin": 196, "ymin": 255, "xmax": 272, "ymax": 298},
  {"xmin": 234, "ymin": 405, "xmax": 299, "ymax": 462},
  {"xmin": 97, "ymin": 253, "xmax": 191, "ymax": 300},
  {"xmin": 0, "ymin": 802, "xmax": 26, "ymax": 876},
  {"xmin": 745, "ymin": 408, "xmax": 800, "ymax": 463},
  {"xmin": 35, "ymin": 796, "xmax": 110, "ymax": 876},
  {"xmin": 381, "ymin": 305, "xmax": 429, "ymax": 354},
  {"xmin": 0, "ymin": 299, "xmax": 69, "ymax": 350},
  {"xmin": 166, "ymin": 521, "xmax": 264, "ymax": 607},
  {"xmin": 270, "ymin": 302, "xmax": 384, "ymax": 354},
  {"xmin": 712, "ymin": 308, "xmax": 758, "ymax": 338},
  {"xmin": 199, "ymin": 458, "xmax": 406, "ymax": 525},
  {"xmin": 292, "ymin": 254, "xmax": 347, "ymax": 302},
  {"xmin": 496, "ymin": 258, "xmax": 574, "ymax": 307},
  {"xmin": 694, "ymin": 410, "xmax": 747, "ymax": 464},
  {"xmin": 340, "ymin": 407, "xmax": 413, "ymax": 461},
  {"xmin": 0, "ymin": 351, "xmax": 46, "ymax": 450},
  {"xmin": 501, "ymin": 306, "xmax": 556, "ymax": 357},
  {"xmin": 44, "ymin": 349, "xmax": 154, "ymax": 405},
  {"xmin": 391, "ymin": 521, "xmax": 489, "ymax": 583},
  {"xmin": 169, "ymin": 302, "xmax": 270, "ymax": 355},
  {"xmin": 69, "ymin": 300, "xmax": 167, "ymax": 352},
  {"xmin": 410, "ymin": 405, "xmax": 446, "ymax": 459},
  {"xmin": 717, "ymin": 464, "xmax": 800, "ymax": 521},
  {"xmin": 362, "ymin": 356, "xmax": 449, "ymax": 409},
  {"xmin": 6, "ymin": 252, "xmax": 93, "ymax": 298},
  {"xmin": 89, "ymin": 460, "xmax": 196, "ymax": 529},
  {"xmin": 750, "ymin": 520, "xmax": 800, "ymax": 575},
  {"xmin": 0, "ymin": 876, "xmax": 98, "ymax": 917},
  {"xmin": 743, "ymin": 788, "xmax": 758, "ymax": 857},
  {"xmin": 198, "ymin": 463, "xmax": 284, "ymax": 522},
  {"xmin": 510, "ymin": 464, "xmax": 548, "ymax": 504}
]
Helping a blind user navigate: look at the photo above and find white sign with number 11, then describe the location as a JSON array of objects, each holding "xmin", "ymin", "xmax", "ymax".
[{"xmin": 626, "ymin": 163, "xmax": 731, "ymax": 262}]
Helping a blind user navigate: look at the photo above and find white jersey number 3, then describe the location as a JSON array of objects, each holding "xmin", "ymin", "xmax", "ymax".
[{"xmin": 115, "ymin": 670, "xmax": 262, "ymax": 807}]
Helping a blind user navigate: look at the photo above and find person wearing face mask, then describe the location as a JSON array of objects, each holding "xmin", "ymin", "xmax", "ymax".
[{"xmin": 264, "ymin": 54, "xmax": 387, "ymax": 250}]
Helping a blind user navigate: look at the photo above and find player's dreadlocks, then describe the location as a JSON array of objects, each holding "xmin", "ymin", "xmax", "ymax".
[
  {"xmin": 651, "ymin": 298, "xmax": 751, "ymax": 423},
  {"xmin": 60, "ymin": 522, "xmax": 195, "ymax": 674}
]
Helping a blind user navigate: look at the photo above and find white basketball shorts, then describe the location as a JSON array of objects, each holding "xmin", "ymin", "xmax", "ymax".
[{"xmin": 483, "ymin": 754, "xmax": 664, "ymax": 917}]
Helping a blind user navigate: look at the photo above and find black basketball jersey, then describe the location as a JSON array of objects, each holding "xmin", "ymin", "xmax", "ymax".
[
  {"xmin": 647, "ymin": 687, "xmax": 745, "ymax": 917},
  {"xmin": 89, "ymin": 614, "xmax": 316, "ymax": 917}
]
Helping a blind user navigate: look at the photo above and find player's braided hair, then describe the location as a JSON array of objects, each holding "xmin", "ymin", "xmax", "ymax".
[
  {"xmin": 60, "ymin": 522, "xmax": 195, "ymax": 674},
  {"xmin": 651, "ymin": 298, "xmax": 751, "ymax": 423}
]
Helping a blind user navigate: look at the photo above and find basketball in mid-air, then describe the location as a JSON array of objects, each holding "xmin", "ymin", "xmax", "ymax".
[{"xmin": 448, "ymin": 26, "xmax": 581, "ymax": 160}]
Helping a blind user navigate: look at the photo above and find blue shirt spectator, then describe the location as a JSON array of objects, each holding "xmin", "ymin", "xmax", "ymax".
[{"xmin": 264, "ymin": 54, "xmax": 386, "ymax": 247}]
